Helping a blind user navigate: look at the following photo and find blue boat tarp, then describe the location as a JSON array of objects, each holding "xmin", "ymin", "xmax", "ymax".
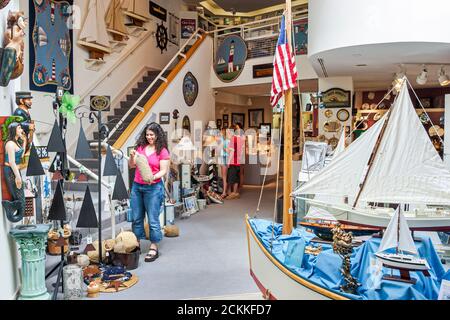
[{"xmin": 249, "ymin": 218, "xmax": 446, "ymax": 300}]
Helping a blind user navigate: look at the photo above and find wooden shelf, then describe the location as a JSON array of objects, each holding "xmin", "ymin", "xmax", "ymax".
[{"xmin": 357, "ymin": 108, "xmax": 444, "ymax": 114}]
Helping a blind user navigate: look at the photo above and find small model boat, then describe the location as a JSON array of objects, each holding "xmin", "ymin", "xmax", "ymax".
[
  {"xmin": 121, "ymin": 0, "xmax": 151, "ymax": 27},
  {"xmin": 375, "ymin": 207, "xmax": 430, "ymax": 282},
  {"xmin": 78, "ymin": 0, "xmax": 112, "ymax": 60},
  {"xmin": 105, "ymin": 0, "xmax": 128, "ymax": 41}
]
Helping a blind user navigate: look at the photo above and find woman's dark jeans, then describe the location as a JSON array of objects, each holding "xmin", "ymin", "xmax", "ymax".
[{"xmin": 130, "ymin": 181, "xmax": 164, "ymax": 243}]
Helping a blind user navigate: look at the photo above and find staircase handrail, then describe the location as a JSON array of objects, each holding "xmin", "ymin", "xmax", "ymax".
[
  {"xmin": 79, "ymin": 28, "xmax": 154, "ymax": 103},
  {"xmin": 104, "ymin": 28, "xmax": 206, "ymax": 144},
  {"xmin": 66, "ymin": 154, "xmax": 111, "ymax": 189}
]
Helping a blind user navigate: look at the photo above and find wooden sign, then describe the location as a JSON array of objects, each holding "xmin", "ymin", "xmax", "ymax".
[
  {"xmin": 321, "ymin": 88, "xmax": 351, "ymax": 108},
  {"xmin": 253, "ymin": 63, "xmax": 273, "ymax": 79},
  {"xmin": 150, "ymin": 1, "xmax": 167, "ymax": 22}
]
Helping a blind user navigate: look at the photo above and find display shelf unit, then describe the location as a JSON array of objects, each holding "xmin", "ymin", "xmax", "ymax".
[{"xmin": 357, "ymin": 108, "xmax": 444, "ymax": 114}]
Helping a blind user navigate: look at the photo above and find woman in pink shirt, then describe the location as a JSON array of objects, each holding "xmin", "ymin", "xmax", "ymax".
[{"xmin": 129, "ymin": 123, "xmax": 170, "ymax": 262}]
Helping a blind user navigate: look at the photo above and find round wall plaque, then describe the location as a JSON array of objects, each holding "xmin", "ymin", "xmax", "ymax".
[
  {"xmin": 183, "ymin": 72, "xmax": 198, "ymax": 107},
  {"xmin": 214, "ymin": 35, "xmax": 247, "ymax": 83}
]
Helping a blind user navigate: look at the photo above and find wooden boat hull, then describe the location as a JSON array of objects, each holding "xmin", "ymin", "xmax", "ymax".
[
  {"xmin": 300, "ymin": 221, "xmax": 380, "ymax": 241},
  {"xmin": 246, "ymin": 217, "xmax": 349, "ymax": 300}
]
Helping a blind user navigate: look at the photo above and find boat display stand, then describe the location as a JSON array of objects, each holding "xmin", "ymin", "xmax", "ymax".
[{"xmin": 382, "ymin": 266, "xmax": 431, "ymax": 284}]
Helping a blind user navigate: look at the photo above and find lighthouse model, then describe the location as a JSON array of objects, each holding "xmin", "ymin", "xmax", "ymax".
[{"xmin": 228, "ymin": 40, "xmax": 235, "ymax": 73}]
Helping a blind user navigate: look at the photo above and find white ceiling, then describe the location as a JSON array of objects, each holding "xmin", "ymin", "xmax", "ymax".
[{"xmin": 310, "ymin": 42, "xmax": 450, "ymax": 91}]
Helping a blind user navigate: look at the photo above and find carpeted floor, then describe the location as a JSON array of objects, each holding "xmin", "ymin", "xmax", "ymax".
[{"xmin": 46, "ymin": 182, "xmax": 278, "ymax": 300}]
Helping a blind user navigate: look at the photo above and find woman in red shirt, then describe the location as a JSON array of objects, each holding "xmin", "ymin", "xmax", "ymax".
[{"xmin": 129, "ymin": 123, "xmax": 170, "ymax": 262}]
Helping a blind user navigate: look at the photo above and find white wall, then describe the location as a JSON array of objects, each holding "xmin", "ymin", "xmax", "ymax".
[
  {"xmin": 121, "ymin": 36, "xmax": 215, "ymax": 188},
  {"xmin": 308, "ymin": 0, "xmax": 450, "ymax": 58},
  {"xmin": 210, "ymin": 55, "xmax": 317, "ymax": 89},
  {"xmin": 0, "ymin": 0, "xmax": 21, "ymax": 116},
  {"xmin": 318, "ymin": 77, "xmax": 353, "ymax": 140},
  {"xmin": 0, "ymin": 0, "xmax": 21, "ymax": 300},
  {"xmin": 19, "ymin": 0, "xmax": 188, "ymax": 151}
]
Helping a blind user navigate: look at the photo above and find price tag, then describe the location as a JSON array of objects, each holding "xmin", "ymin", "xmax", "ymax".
[{"xmin": 86, "ymin": 235, "xmax": 93, "ymax": 244}]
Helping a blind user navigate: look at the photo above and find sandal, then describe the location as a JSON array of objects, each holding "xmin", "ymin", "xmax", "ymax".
[{"xmin": 145, "ymin": 247, "xmax": 159, "ymax": 262}]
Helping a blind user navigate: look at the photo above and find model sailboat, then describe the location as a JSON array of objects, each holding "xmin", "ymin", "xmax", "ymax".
[
  {"xmin": 78, "ymin": 0, "xmax": 111, "ymax": 60},
  {"xmin": 293, "ymin": 80, "xmax": 450, "ymax": 231},
  {"xmin": 122, "ymin": 0, "xmax": 151, "ymax": 27},
  {"xmin": 375, "ymin": 207, "xmax": 430, "ymax": 283},
  {"xmin": 300, "ymin": 129, "xmax": 380, "ymax": 240},
  {"xmin": 105, "ymin": 0, "xmax": 128, "ymax": 41}
]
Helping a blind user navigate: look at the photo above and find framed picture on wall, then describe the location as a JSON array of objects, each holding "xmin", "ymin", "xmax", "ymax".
[
  {"xmin": 248, "ymin": 108, "xmax": 264, "ymax": 128},
  {"xmin": 216, "ymin": 119, "xmax": 222, "ymax": 129},
  {"xmin": 223, "ymin": 114, "xmax": 229, "ymax": 121},
  {"xmin": 159, "ymin": 112, "xmax": 170, "ymax": 124},
  {"xmin": 231, "ymin": 113, "xmax": 245, "ymax": 127},
  {"xmin": 260, "ymin": 123, "xmax": 272, "ymax": 136},
  {"xmin": 223, "ymin": 121, "xmax": 229, "ymax": 128}
]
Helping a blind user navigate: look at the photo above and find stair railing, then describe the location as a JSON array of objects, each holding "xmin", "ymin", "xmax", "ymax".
[{"xmin": 104, "ymin": 28, "xmax": 206, "ymax": 144}]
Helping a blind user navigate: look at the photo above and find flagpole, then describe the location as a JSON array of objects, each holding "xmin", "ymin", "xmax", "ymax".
[{"xmin": 282, "ymin": 0, "xmax": 294, "ymax": 235}]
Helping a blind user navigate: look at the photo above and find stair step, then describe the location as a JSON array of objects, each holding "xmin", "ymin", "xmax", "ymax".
[{"xmin": 114, "ymin": 107, "xmax": 140, "ymax": 117}]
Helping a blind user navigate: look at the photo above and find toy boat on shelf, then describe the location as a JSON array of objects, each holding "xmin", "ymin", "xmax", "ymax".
[{"xmin": 300, "ymin": 219, "xmax": 380, "ymax": 241}]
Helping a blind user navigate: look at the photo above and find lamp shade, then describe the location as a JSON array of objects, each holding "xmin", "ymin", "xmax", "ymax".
[
  {"xmin": 103, "ymin": 145, "xmax": 118, "ymax": 177},
  {"xmin": 26, "ymin": 144, "xmax": 45, "ymax": 176},
  {"xmin": 47, "ymin": 120, "xmax": 66, "ymax": 153},
  {"xmin": 112, "ymin": 169, "xmax": 129, "ymax": 201},
  {"xmin": 75, "ymin": 125, "xmax": 94, "ymax": 160},
  {"xmin": 76, "ymin": 186, "xmax": 98, "ymax": 228},
  {"xmin": 47, "ymin": 181, "xmax": 67, "ymax": 221}
]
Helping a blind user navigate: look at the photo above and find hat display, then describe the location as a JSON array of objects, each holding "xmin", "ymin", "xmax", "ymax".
[
  {"xmin": 75, "ymin": 125, "xmax": 94, "ymax": 160},
  {"xmin": 47, "ymin": 181, "xmax": 67, "ymax": 221},
  {"xmin": 76, "ymin": 186, "xmax": 98, "ymax": 228},
  {"xmin": 103, "ymin": 145, "xmax": 118, "ymax": 177},
  {"xmin": 15, "ymin": 91, "xmax": 33, "ymax": 99},
  {"xmin": 47, "ymin": 120, "xmax": 66, "ymax": 153},
  {"xmin": 112, "ymin": 169, "xmax": 129, "ymax": 201},
  {"xmin": 26, "ymin": 144, "xmax": 45, "ymax": 176}
]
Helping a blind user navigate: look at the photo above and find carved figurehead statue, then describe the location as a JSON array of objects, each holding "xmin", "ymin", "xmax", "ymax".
[
  {"xmin": 13, "ymin": 91, "xmax": 34, "ymax": 152},
  {"xmin": 0, "ymin": 11, "xmax": 27, "ymax": 82}
]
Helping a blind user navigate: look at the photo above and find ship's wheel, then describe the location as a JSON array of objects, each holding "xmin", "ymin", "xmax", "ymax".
[{"xmin": 156, "ymin": 22, "xmax": 168, "ymax": 54}]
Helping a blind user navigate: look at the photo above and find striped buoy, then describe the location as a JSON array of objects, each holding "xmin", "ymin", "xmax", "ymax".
[
  {"xmin": 51, "ymin": 60, "xmax": 56, "ymax": 81},
  {"xmin": 51, "ymin": 2, "xmax": 55, "ymax": 25}
]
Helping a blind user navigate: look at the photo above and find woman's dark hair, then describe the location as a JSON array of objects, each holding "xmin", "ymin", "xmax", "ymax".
[
  {"xmin": 136, "ymin": 122, "xmax": 168, "ymax": 155},
  {"xmin": 7, "ymin": 122, "xmax": 21, "ymax": 144}
]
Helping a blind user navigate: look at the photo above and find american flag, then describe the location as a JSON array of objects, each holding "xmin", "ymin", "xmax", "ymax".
[{"xmin": 270, "ymin": 14, "xmax": 298, "ymax": 107}]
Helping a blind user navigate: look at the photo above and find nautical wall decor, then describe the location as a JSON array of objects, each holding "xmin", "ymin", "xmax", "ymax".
[
  {"xmin": 29, "ymin": 0, "xmax": 74, "ymax": 93},
  {"xmin": 321, "ymin": 88, "xmax": 351, "ymax": 108},
  {"xmin": 149, "ymin": 1, "xmax": 166, "ymax": 22},
  {"xmin": 156, "ymin": 22, "xmax": 168, "ymax": 54},
  {"xmin": 293, "ymin": 18, "xmax": 308, "ymax": 55},
  {"xmin": 168, "ymin": 13, "xmax": 179, "ymax": 46},
  {"xmin": 214, "ymin": 35, "xmax": 247, "ymax": 83},
  {"xmin": 183, "ymin": 72, "xmax": 198, "ymax": 106},
  {"xmin": 0, "ymin": 0, "xmax": 11, "ymax": 9}
]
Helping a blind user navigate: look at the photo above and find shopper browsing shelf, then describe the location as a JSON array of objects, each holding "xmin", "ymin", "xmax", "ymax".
[{"xmin": 129, "ymin": 122, "xmax": 170, "ymax": 262}]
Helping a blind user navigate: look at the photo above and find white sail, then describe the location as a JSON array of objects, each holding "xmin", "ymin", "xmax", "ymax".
[
  {"xmin": 122, "ymin": 0, "xmax": 151, "ymax": 20},
  {"xmin": 378, "ymin": 207, "xmax": 418, "ymax": 255},
  {"xmin": 398, "ymin": 208, "xmax": 418, "ymax": 254},
  {"xmin": 79, "ymin": 0, "xmax": 111, "ymax": 49},
  {"xmin": 106, "ymin": 0, "xmax": 128, "ymax": 35},
  {"xmin": 305, "ymin": 205, "xmax": 338, "ymax": 221},
  {"xmin": 333, "ymin": 128, "xmax": 346, "ymax": 158},
  {"xmin": 292, "ymin": 114, "xmax": 387, "ymax": 198},
  {"xmin": 358, "ymin": 81, "xmax": 450, "ymax": 205}
]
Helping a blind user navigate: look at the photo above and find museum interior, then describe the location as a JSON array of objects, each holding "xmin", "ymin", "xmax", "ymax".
[{"xmin": 0, "ymin": 0, "xmax": 449, "ymax": 301}]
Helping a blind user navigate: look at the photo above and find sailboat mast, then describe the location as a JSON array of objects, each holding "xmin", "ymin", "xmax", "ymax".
[
  {"xmin": 396, "ymin": 206, "xmax": 400, "ymax": 254},
  {"xmin": 352, "ymin": 110, "xmax": 392, "ymax": 208},
  {"xmin": 282, "ymin": 0, "xmax": 294, "ymax": 235}
]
